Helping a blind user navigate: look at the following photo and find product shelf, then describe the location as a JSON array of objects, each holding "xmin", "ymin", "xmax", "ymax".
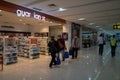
[{"xmin": 3, "ymin": 37, "xmax": 18, "ymax": 65}]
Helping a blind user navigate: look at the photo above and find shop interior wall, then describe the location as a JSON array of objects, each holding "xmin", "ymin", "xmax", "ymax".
[{"xmin": 29, "ymin": 25, "xmax": 49, "ymax": 36}]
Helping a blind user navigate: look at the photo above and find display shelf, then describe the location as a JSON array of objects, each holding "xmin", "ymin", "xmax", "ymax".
[
  {"xmin": 3, "ymin": 37, "xmax": 18, "ymax": 65},
  {"xmin": 18, "ymin": 37, "xmax": 30, "ymax": 57},
  {"xmin": 29, "ymin": 37, "xmax": 40, "ymax": 59},
  {"xmin": 18, "ymin": 37, "xmax": 40, "ymax": 59},
  {"xmin": 38, "ymin": 37, "xmax": 48, "ymax": 55}
]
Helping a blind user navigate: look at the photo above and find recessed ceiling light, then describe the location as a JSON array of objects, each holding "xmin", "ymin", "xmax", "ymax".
[
  {"xmin": 78, "ymin": 18, "xmax": 85, "ymax": 21},
  {"xmin": 89, "ymin": 23, "xmax": 95, "ymax": 25},
  {"xmin": 48, "ymin": 4, "xmax": 57, "ymax": 7},
  {"xmin": 58, "ymin": 8, "xmax": 67, "ymax": 12},
  {"xmin": 96, "ymin": 26, "xmax": 100, "ymax": 27}
]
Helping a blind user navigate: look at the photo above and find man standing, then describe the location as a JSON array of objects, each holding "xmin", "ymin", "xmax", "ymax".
[
  {"xmin": 110, "ymin": 35, "xmax": 117, "ymax": 57},
  {"xmin": 71, "ymin": 36, "xmax": 80, "ymax": 59},
  {"xmin": 57, "ymin": 35, "xmax": 66, "ymax": 61}
]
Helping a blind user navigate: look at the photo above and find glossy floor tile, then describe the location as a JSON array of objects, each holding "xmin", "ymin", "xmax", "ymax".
[{"xmin": 0, "ymin": 44, "xmax": 120, "ymax": 80}]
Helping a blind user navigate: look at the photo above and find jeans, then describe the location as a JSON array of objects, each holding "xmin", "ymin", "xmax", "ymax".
[{"xmin": 59, "ymin": 49, "xmax": 65, "ymax": 61}]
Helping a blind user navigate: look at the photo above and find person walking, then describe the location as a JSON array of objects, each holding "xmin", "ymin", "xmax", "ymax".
[
  {"xmin": 71, "ymin": 35, "xmax": 80, "ymax": 59},
  {"xmin": 97, "ymin": 34, "xmax": 105, "ymax": 56},
  {"xmin": 48, "ymin": 36, "xmax": 59, "ymax": 68},
  {"xmin": 110, "ymin": 35, "xmax": 117, "ymax": 57},
  {"xmin": 57, "ymin": 35, "xmax": 66, "ymax": 61}
]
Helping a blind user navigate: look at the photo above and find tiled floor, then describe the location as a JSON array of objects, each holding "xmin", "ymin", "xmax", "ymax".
[{"xmin": 0, "ymin": 44, "xmax": 120, "ymax": 80}]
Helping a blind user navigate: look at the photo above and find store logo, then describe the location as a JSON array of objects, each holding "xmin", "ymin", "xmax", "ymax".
[
  {"xmin": 33, "ymin": 12, "xmax": 46, "ymax": 21},
  {"xmin": 16, "ymin": 9, "xmax": 46, "ymax": 21},
  {"xmin": 16, "ymin": 9, "xmax": 31, "ymax": 17}
]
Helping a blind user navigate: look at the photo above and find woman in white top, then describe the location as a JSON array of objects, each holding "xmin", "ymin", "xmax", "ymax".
[{"xmin": 97, "ymin": 34, "xmax": 105, "ymax": 56}]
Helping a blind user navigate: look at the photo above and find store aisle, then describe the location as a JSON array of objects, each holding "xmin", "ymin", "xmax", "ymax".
[{"xmin": 0, "ymin": 44, "xmax": 120, "ymax": 80}]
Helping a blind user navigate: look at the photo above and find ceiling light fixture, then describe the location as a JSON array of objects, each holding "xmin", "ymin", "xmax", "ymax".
[
  {"xmin": 89, "ymin": 23, "xmax": 95, "ymax": 25},
  {"xmin": 48, "ymin": 4, "xmax": 57, "ymax": 7},
  {"xmin": 78, "ymin": 18, "xmax": 85, "ymax": 21},
  {"xmin": 58, "ymin": 8, "xmax": 67, "ymax": 12},
  {"xmin": 96, "ymin": 26, "xmax": 100, "ymax": 28}
]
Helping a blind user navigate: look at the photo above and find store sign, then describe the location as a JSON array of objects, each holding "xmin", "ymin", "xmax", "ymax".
[
  {"xmin": 113, "ymin": 24, "xmax": 120, "ymax": 29},
  {"xmin": 16, "ymin": 9, "xmax": 46, "ymax": 21}
]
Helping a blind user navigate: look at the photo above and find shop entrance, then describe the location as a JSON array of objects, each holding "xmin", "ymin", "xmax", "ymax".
[{"xmin": 0, "ymin": 9, "xmax": 65, "ymax": 67}]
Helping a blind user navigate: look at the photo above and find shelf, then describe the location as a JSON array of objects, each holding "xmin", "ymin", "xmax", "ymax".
[
  {"xmin": 4, "ymin": 60, "xmax": 18, "ymax": 65},
  {"xmin": 4, "ymin": 56, "xmax": 17, "ymax": 59}
]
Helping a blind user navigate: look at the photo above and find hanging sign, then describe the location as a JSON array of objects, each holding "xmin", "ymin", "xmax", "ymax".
[
  {"xmin": 113, "ymin": 24, "xmax": 120, "ymax": 29},
  {"xmin": 16, "ymin": 9, "xmax": 46, "ymax": 21}
]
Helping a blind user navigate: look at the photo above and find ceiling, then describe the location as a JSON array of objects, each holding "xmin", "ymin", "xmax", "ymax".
[{"xmin": 2, "ymin": 0, "xmax": 120, "ymax": 32}]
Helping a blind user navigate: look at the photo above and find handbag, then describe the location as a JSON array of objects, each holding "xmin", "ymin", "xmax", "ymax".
[
  {"xmin": 56, "ymin": 56, "xmax": 61, "ymax": 65},
  {"xmin": 64, "ymin": 51, "xmax": 69, "ymax": 58}
]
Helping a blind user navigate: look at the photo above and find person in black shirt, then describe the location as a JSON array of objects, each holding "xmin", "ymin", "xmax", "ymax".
[{"xmin": 48, "ymin": 36, "xmax": 59, "ymax": 68}]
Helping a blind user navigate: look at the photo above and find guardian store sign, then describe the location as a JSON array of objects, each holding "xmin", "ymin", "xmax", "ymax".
[{"xmin": 16, "ymin": 9, "xmax": 46, "ymax": 21}]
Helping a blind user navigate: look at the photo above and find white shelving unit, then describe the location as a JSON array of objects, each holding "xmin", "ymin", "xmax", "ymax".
[
  {"xmin": 18, "ymin": 37, "xmax": 40, "ymax": 59},
  {"xmin": 29, "ymin": 37, "xmax": 39, "ymax": 59},
  {"xmin": 3, "ymin": 36, "xmax": 18, "ymax": 65},
  {"xmin": 18, "ymin": 37, "xmax": 29, "ymax": 57},
  {"xmin": 38, "ymin": 37, "xmax": 48, "ymax": 55}
]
